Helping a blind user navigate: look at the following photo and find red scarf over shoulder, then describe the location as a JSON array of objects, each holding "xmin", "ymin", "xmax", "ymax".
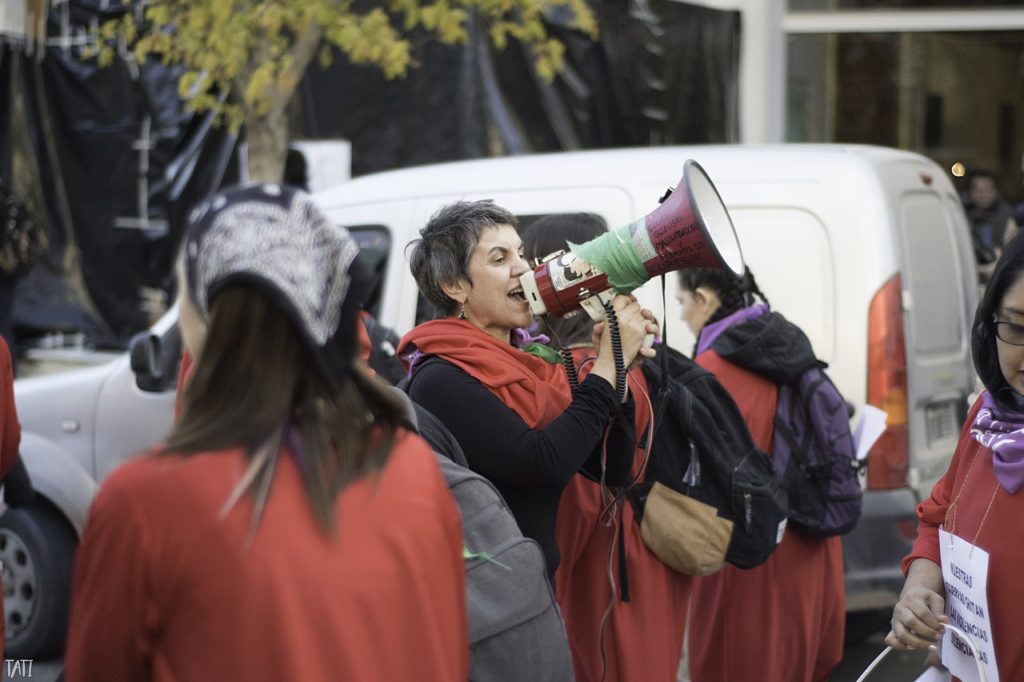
[{"xmin": 398, "ymin": 319, "xmax": 572, "ymax": 429}]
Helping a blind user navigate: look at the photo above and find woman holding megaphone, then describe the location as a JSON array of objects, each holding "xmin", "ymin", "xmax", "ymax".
[{"xmin": 399, "ymin": 200, "xmax": 658, "ymax": 585}]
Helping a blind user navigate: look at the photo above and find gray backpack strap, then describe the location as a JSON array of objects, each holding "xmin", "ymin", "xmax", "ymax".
[
  {"xmin": 388, "ymin": 386, "xmax": 419, "ymax": 431},
  {"xmin": 388, "ymin": 385, "xmax": 471, "ymax": 469}
]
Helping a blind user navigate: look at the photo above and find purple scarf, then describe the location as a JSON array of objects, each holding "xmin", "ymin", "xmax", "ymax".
[
  {"xmin": 970, "ymin": 391, "xmax": 1024, "ymax": 494},
  {"xmin": 695, "ymin": 303, "xmax": 769, "ymax": 357}
]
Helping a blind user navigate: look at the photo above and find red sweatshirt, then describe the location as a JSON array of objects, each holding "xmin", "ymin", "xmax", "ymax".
[
  {"xmin": 556, "ymin": 358, "xmax": 692, "ymax": 682},
  {"xmin": 65, "ymin": 431, "xmax": 468, "ymax": 681},
  {"xmin": 904, "ymin": 396, "xmax": 1024, "ymax": 679},
  {"xmin": 687, "ymin": 350, "xmax": 845, "ymax": 682}
]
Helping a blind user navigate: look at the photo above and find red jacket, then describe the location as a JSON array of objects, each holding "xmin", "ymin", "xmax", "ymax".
[
  {"xmin": 65, "ymin": 432, "xmax": 468, "ymax": 681},
  {"xmin": 905, "ymin": 396, "xmax": 1024, "ymax": 679},
  {"xmin": 555, "ymin": 356, "xmax": 692, "ymax": 682},
  {"xmin": 687, "ymin": 350, "xmax": 845, "ymax": 682}
]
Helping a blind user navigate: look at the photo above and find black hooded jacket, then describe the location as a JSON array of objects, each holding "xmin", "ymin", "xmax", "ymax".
[{"xmin": 708, "ymin": 310, "xmax": 821, "ymax": 385}]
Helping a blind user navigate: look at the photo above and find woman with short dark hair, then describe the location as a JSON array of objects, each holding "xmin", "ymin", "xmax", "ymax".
[
  {"xmin": 400, "ymin": 200, "xmax": 658, "ymax": 584},
  {"xmin": 65, "ymin": 185, "xmax": 468, "ymax": 681}
]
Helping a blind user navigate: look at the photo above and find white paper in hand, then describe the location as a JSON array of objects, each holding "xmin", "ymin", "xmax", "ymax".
[{"xmin": 854, "ymin": 405, "xmax": 888, "ymax": 461}]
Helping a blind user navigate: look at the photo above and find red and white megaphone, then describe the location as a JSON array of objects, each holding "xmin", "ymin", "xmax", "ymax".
[{"xmin": 520, "ymin": 159, "xmax": 745, "ymax": 320}]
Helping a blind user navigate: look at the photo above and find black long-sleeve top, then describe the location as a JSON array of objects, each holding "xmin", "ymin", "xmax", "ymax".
[{"xmin": 408, "ymin": 357, "xmax": 634, "ymax": 582}]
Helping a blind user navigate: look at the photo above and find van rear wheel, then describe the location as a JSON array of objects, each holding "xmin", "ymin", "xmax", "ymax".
[{"xmin": 0, "ymin": 503, "xmax": 77, "ymax": 658}]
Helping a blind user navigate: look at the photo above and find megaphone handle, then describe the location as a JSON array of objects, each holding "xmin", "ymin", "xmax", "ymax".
[{"xmin": 580, "ymin": 292, "xmax": 612, "ymax": 321}]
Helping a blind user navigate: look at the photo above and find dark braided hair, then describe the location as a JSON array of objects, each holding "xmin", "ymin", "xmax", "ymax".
[
  {"xmin": 677, "ymin": 267, "xmax": 769, "ymax": 325},
  {"xmin": 678, "ymin": 267, "xmax": 768, "ymax": 356},
  {"xmin": 0, "ymin": 183, "xmax": 45, "ymax": 280}
]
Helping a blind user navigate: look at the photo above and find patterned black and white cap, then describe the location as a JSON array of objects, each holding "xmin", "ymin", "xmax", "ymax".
[{"xmin": 184, "ymin": 183, "xmax": 370, "ymax": 393}]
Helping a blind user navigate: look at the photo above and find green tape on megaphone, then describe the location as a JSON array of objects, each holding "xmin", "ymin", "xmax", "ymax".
[{"xmin": 569, "ymin": 224, "xmax": 648, "ymax": 294}]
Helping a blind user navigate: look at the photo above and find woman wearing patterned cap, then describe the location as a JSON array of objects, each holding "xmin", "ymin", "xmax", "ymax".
[{"xmin": 64, "ymin": 184, "xmax": 468, "ymax": 681}]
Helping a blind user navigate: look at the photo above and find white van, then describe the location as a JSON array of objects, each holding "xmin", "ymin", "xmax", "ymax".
[{"xmin": 5, "ymin": 144, "xmax": 977, "ymax": 657}]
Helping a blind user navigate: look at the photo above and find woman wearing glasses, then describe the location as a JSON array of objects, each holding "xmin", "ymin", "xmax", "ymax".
[{"xmin": 886, "ymin": 235, "xmax": 1024, "ymax": 679}]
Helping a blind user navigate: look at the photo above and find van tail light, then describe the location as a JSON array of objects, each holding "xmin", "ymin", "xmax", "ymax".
[{"xmin": 866, "ymin": 274, "xmax": 909, "ymax": 490}]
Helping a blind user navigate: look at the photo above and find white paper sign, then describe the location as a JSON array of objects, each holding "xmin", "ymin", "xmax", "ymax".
[
  {"xmin": 853, "ymin": 405, "xmax": 888, "ymax": 461},
  {"xmin": 938, "ymin": 527, "xmax": 1000, "ymax": 682}
]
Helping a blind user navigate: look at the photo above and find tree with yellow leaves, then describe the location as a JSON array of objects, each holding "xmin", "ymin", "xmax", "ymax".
[{"xmin": 87, "ymin": 0, "xmax": 597, "ymax": 182}]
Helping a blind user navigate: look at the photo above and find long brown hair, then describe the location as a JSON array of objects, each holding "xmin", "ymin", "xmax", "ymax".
[{"xmin": 164, "ymin": 284, "xmax": 408, "ymax": 533}]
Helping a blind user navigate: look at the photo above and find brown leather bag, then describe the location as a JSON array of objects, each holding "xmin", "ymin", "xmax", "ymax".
[{"xmin": 639, "ymin": 481, "xmax": 733, "ymax": 576}]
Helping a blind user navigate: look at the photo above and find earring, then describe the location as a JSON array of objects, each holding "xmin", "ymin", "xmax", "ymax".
[{"xmin": 458, "ymin": 302, "xmax": 467, "ymax": 320}]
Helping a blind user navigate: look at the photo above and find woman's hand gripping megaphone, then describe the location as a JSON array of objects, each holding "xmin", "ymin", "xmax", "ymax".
[
  {"xmin": 586, "ymin": 294, "xmax": 658, "ymax": 398},
  {"xmin": 593, "ymin": 295, "xmax": 659, "ymax": 364}
]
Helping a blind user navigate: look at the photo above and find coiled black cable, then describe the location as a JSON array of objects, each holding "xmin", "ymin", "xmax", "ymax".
[
  {"xmin": 602, "ymin": 299, "xmax": 627, "ymax": 402},
  {"xmin": 561, "ymin": 347, "xmax": 580, "ymax": 393}
]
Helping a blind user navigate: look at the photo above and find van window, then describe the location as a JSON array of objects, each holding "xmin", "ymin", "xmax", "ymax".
[
  {"xmin": 345, "ymin": 225, "xmax": 390, "ymax": 318},
  {"xmin": 515, "ymin": 213, "xmax": 608, "ymax": 239},
  {"xmin": 899, "ymin": 194, "xmax": 964, "ymax": 354}
]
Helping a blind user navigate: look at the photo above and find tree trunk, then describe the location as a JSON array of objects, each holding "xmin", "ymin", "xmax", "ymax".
[
  {"xmin": 245, "ymin": 105, "xmax": 289, "ymax": 183},
  {"xmin": 240, "ymin": 23, "xmax": 322, "ymax": 184}
]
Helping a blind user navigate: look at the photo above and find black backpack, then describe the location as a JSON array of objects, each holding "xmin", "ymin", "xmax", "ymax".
[
  {"xmin": 770, "ymin": 362, "xmax": 862, "ymax": 537},
  {"xmin": 633, "ymin": 345, "xmax": 788, "ymax": 570},
  {"xmin": 391, "ymin": 387, "xmax": 574, "ymax": 682}
]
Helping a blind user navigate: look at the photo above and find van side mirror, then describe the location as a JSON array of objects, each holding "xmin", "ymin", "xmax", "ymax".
[
  {"xmin": 130, "ymin": 332, "xmax": 164, "ymax": 392},
  {"xmin": 129, "ymin": 327, "xmax": 182, "ymax": 393}
]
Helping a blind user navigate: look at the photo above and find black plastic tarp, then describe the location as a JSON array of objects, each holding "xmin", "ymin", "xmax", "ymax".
[
  {"xmin": 2, "ymin": 0, "xmax": 737, "ymax": 345},
  {"xmin": 2, "ymin": 0, "xmax": 239, "ymax": 347},
  {"xmin": 301, "ymin": 0, "xmax": 740, "ymax": 176}
]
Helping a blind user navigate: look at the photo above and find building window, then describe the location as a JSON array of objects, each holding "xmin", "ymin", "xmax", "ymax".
[{"xmin": 787, "ymin": 30, "xmax": 1024, "ymax": 195}]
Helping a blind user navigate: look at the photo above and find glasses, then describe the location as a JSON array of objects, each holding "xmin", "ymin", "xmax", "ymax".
[{"xmin": 994, "ymin": 320, "xmax": 1024, "ymax": 345}]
